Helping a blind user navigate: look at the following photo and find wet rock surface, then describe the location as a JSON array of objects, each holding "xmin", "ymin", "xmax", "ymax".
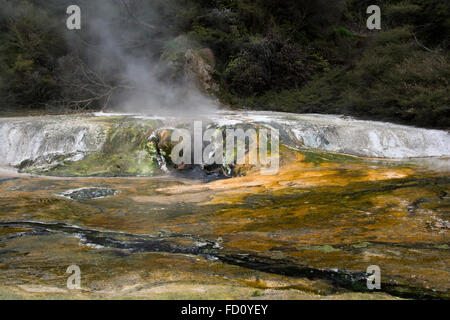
[
  {"xmin": 2, "ymin": 112, "xmax": 450, "ymax": 178},
  {"xmin": 0, "ymin": 150, "xmax": 448, "ymax": 299},
  {"xmin": 0, "ymin": 112, "xmax": 449, "ymax": 299},
  {"xmin": 59, "ymin": 188, "xmax": 121, "ymax": 200}
]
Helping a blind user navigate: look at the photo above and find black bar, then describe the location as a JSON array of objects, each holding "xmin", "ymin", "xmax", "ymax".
[{"xmin": 1, "ymin": 300, "xmax": 445, "ymax": 319}]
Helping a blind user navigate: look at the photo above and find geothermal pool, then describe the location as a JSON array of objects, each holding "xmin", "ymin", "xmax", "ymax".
[{"xmin": 0, "ymin": 111, "xmax": 448, "ymax": 299}]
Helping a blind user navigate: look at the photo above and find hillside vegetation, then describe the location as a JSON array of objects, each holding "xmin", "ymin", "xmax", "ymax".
[{"xmin": 0, "ymin": 0, "xmax": 448, "ymax": 128}]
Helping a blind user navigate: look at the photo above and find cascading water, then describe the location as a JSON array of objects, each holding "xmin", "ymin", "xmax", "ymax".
[
  {"xmin": 210, "ymin": 111, "xmax": 450, "ymax": 158},
  {"xmin": 0, "ymin": 111, "xmax": 449, "ymax": 173},
  {"xmin": 0, "ymin": 116, "xmax": 107, "ymax": 167}
]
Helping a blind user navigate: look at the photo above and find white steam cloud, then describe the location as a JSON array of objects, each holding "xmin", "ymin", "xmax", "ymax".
[{"xmin": 68, "ymin": 0, "xmax": 218, "ymax": 116}]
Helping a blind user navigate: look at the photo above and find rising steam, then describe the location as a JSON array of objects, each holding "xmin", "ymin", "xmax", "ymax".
[{"xmin": 65, "ymin": 0, "xmax": 218, "ymax": 116}]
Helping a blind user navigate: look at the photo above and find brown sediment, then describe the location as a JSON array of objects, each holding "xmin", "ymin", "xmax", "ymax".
[
  {"xmin": 156, "ymin": 152, "xmax": 414, "ymax": 206},
  {"xmin": 0, "ymin": 148, "xmax": 448, "ymax": 299}
]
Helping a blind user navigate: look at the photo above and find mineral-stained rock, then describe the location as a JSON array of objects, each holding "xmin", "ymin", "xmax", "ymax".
[
  {"xmin": 184, "ymin": 48, "xmax": 219, "ymax": 94},
  {"xmin": 160, "ymin": 36, "xmax": 219, "ymax": 94},
  {"xmin": 60, "ymin": 187, "xmax": 120, "ymax": 200}
]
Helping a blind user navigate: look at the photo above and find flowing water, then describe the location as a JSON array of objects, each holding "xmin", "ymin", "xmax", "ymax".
[{"xmin": 0, "ymin": 111, "xmax": 448, "ymax": 299}]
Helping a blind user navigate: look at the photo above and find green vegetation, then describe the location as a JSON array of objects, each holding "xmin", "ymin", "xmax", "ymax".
[
  {"xmin": 251, "ymin": 291, "xmax": 261, "ymax": 297},
  {"xmin": 0, "ymin": 0, "xmax": 448, "ymax": 128},
  {"xmin": 0, "ymin": 0, "xmax": 68, "ymax": 108},
  {"xmin": 185, "ymin": 0, "xmax": 449, "ymax": 128}
]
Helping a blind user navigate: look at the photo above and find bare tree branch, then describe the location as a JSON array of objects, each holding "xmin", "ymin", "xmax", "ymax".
[
  {"xmin": 120, "ymin": 0, "xmax": 157, "ymax": 30},
  {"xmin": 412, "ymin": 32, "xmax": 437, "ymax": 54}
]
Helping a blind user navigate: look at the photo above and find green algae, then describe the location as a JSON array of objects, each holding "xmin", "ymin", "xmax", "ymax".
[
  {"xmin": 352, "ymin": 242, "xmax": 371, "ymax": 249},
  {"xmin": 300, "ymin": 149, "xmax": 364, "ymax": 165},
  {"xmin": 1, "ymin": 167, "xmax": 449, "ymax": 299},
  {"xmin": 302, "ymin": 245, "xmax": 341, "ymax": 253},
  {"xmin": 25, "ymin": 119, "xmax": 163, "ymax": 177},
  {"xmin": 1, "ymin": 124, "xmax": 449, "ymax": 299}
]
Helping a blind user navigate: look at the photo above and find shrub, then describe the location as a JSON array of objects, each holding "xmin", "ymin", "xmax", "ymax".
[
  {"xmin": 225, "ymin": 34, "xmax": 327, "ymax": 96},
  {"xmin": 0, "ymin": 0, "xmax": 67, "ymax": 109}
]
